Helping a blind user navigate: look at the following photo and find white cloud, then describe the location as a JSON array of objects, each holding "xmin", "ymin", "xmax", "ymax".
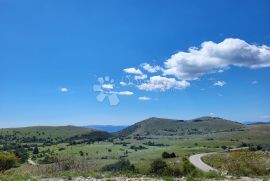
[
  {"xmin": 102, "ymin": 84, "xmax": 114, "ymax": 89},
  {"xmin": 134, "ymin": 74, "xmax": 147, "ymax": 80},
  {"xmin": 218, "ymin": 93, "xmax": 223, "ymax": 97},
  {"xmin": 214, "ymin": 81, "xmax": 226, "ymax": 87},
  {"xmin": 251, "ymin": 80, "xmax": 258, "ymax": 84},
  {"xmin": 137, "ymin": 75, "xmax": 190, "ymax": 91},
  {"xmin": 60, "ymin": 87, "xmax": 68, "ymax": 92},
  {"xmin": 262, "ymin": 115, "xmax": 270, "ymax": 118},
  {"xmin": 210, "ymin": 112, "xmax": 214, "ymax": 115},
  {"xmin": 119, "ymin": 81, "xmax": 134, "ymax": 86},
  {"xmin": 123, "ymin": 68, "xmax": 143, "ymax": 75},
  {"xmin": 118, "ymin": 91, "xmax": 134, "ymax": 95},
  {"xmin": 120, "ymin": 81, "xmax": 127, "ymax": 86},
  {"xmin": 108, "ymin": 91, "xmax": 134, "ymax": 96},
  {"xmin": 138, "ymin": 96, "xmax": 151, "ymax": 101},
  {"xmin": 163, "ymin": 38, "xmax": 270, "ymax": 80},
  {"xmin": 218, "ymin": 69, "xmax": 224, "ymax": 73},
  {"xmin": 141, "ymin": 63, "xmax": 161, "ymax": 73}
]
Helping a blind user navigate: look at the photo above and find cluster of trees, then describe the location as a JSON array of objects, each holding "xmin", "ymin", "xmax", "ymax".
[
  {"xmin": 143, "ymin": 141, "xmax": 167, "ymax": 147},
  {"xmin": 240, "ymin": 142, "xmax": 270, "ymax": 151},
  {"xmin": 162, "ymin": 151, "xmax": 176, "ymax": 159},
  {"xmin": 67, "ymin": 131, "xmax": 113, "ymax": 144},
  {"xmin": 0, "ymin": 133, "xmax": 58, "ymax": 144},
  {"xmin": 149, "ymin": 157, "xmax": 201, "ymax": 177},
  {"xmin": 101, "ymin": 156, "xmax": 200, "ymax": 178},
  {"xmin": 130, "ymin": 145, "xmax": 147, "ymax": 151}
]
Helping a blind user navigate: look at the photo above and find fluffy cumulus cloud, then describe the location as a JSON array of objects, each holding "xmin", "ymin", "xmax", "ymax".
[
  {"xmin": 123, "ymin": 68, "xmax": 143, "ymax": 75},
  {"xmin": 120, "ymin": 38, "xmax": 270, "ymax": 92},
  {"xmin": 163, "ymin": 38, "xmax": 270, "ymax": 80},
  {"xmin": 138, "ymin": 96, "xmax": 151, "ymax": 101},
  {"xmin": 213, "ymin": 81, "xmax": 226, "ymax": 87},
  {"xmin": 137, "ymin": 75, "xmax": 190, "ymax": 91},
  {"xmin": 141, "ymin": 63, "xmax": 162, "ymax": 73}
]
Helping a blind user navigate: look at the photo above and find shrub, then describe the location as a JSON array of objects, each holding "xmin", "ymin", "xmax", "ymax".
[
  {"xmin": 182, "ymin": 157, "xmax": 198, "ymax": 177},
  {"xmin": 221, "ymin": 145, "xmax": 227, "ymax": 150},
  {"xmin": 162, "ymin": 152, "xmax": 176, "ymax": 159},
  {"xmin": 149, "ymin": 159, "xmax": 168, "ymax": 175},
  {"xmin": 79, "ymin": 150, "xmax": 84, "ymax": 156},
  {"xmin": 203, "ymin": 151, "xmax": 270, "ymax": 177},
  {"xmin": 149, "ymin": 158, "xmax": 183, "ymax": 176},
  {"xmin": 101, "ymin": 159, "xmax": 136, "ymax": 173},
  {"xmin": 0, "ymin": 152, "xmax": 18, "ymax": 171}
]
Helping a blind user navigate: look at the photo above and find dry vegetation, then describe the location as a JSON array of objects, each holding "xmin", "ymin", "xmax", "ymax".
[{"xmin": 202, "ymin": 151, "xmax": 270, "ymax": 177}]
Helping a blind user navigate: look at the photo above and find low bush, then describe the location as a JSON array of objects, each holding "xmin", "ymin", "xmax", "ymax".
[
  {"xmin": 182, "ymin": 157, "xmax": 199, "ymax": 177},
  {"xmin": 162, "ymin": 152, "xmax": 176, "ymax": 159},
  {"xmin": 101, "ymin": 159, "xmax": 136, "ymax": 173},
  {"xmin": 0, "ymin": 152, "xmax": 18, "ymax": 171},
  {"xmin": 149, "ymin": 159, "xmax": 182, "ymax": 176},
  {"xmin": 149, "ymin": 159, "xmax": 168, "ymax": 175}
]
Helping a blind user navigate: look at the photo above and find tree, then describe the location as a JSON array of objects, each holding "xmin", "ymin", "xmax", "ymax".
[
  {"xmin": 33, "ymin": 146, "xmax": 39, "ymax": 154},
  {"xmin": 221, "ymin": 145, "xmax": 227, "ymax": 150}
]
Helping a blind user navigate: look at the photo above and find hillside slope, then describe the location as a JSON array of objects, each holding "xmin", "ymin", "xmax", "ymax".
[
  {"xmin": 118, "ymin": 116, "xmax": 244, "ymax": 136},
  {"xmin": 0, "ymin": 126, "xmax": 96, "ymax": 143}
]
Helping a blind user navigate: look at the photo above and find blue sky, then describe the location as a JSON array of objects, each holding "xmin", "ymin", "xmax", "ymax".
[{"xmin": 0, "ymin": 0, "xmax": 270, "ymax": 127}]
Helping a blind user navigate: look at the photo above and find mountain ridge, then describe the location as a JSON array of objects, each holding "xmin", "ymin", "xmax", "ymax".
[{"xmin": 118, "ymin": 116, "xmax": 244, "ymax": 137}]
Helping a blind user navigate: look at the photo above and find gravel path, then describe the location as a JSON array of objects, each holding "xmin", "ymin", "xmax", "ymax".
[{"xmin": 189, "ymin": 152, "xmax": 217, "ymax": 172}]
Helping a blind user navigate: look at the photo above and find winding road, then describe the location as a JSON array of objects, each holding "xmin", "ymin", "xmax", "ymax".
[
  {"xmin": 189, "ymin": 147, "xmax": 248, "ymax": 172},
  {"xmin": 189, "ymin": 152, "xmax": 217, "ymax": 172},
  {"xmin": 28, "ymin": 158, "xmax": 38, "ymax": 165}
]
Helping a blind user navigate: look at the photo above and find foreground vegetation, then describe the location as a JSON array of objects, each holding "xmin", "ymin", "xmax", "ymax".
[{"xmin": 203, "ymin": 150, "xmax": 270, "ymax": 177}]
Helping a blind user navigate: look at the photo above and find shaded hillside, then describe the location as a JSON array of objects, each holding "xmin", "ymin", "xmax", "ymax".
[
  {"xmin": 0, "ymin": 126, "xmax": 96, "ymax": 143},
  {"xmin": 118, "ymin": 116, "xmax": 244, "ymax": 136}
]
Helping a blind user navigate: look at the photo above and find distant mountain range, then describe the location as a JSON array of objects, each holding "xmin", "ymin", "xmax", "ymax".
[
  {"xmin": 246, "ymin": 122, "xmax": 270, "ymax": 125},
  {"xmin": 83, "ymin": 125, "xmax": 128, "ymax": 133}
]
